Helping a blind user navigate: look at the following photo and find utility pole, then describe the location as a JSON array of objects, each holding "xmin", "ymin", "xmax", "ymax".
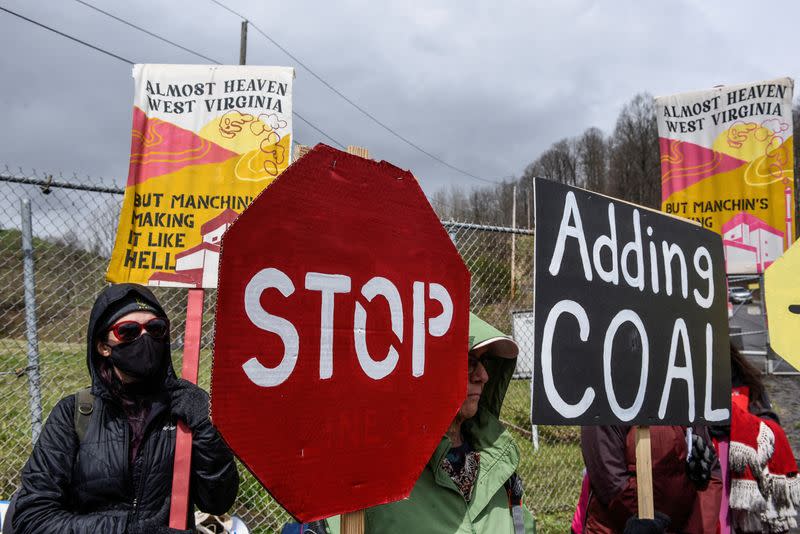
[
  {"xmin": 531, "ymin": 175, "xmax": 535, "ymax": 229},
  {"xmin": 526, "ymin": 184, "xmax": 531, "ymax": 229},
  {"xmin": 511, "ymin": 184, "xmax": 517, "ymax": 300},
  {"xmin": 239, "ymin": 20, "xmax": 248, "ymax": 65}
]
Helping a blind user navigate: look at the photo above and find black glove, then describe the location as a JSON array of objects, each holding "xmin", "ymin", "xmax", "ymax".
[
  {"xmin": 708, "ymin": 423, "xmax": 730, "ymax": 440},
  {"xmin": 168, "ymin": 378, "xmax": 210, "ymax": 431},
  {"xmin": 623, "ymin": 512, "xmax": 671, "ymax": 534},
  {"xmin": 686, "ymin": 433, "xmax": 717, "ymax": 488}
]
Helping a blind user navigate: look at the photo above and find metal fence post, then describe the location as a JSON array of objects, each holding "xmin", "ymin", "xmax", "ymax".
[
  {"xmin": 21, "ymin": 198, "xmax": 42, "ymax": 443},
  {"xmin": 758, "ymin": 274, "xmax": 774, "ymax": 374}
]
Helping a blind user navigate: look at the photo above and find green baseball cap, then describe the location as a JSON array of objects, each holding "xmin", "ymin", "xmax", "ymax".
[{"xmin": 468, "ymin": 312, "xmax": 519, "ymax": 359}]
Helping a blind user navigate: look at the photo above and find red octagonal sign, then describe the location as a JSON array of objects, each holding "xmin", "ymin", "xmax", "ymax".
[{"xmin": 211, "ymin": 144, "xmax": 470, "ymax": 522}]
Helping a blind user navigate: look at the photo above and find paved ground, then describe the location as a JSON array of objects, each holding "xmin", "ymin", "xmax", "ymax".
[
  {"xmin": 764, "ymin": 378, "xmax": 800, "ymax": 534},
  {"xmin": 729, "ymin": 301, "xmax": 768, "ymax": 353},
  {"xmin": 764, "ymin": 374, "xmax": 800, "ymax": 458}
]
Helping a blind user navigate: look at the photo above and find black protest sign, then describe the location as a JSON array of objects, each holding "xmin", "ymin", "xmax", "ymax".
[{"xmin": 531, "ymin": 179, "xmax": 731, "ymax": 426}]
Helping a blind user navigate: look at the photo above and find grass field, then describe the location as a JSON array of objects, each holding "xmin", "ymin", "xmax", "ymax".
[
  {"xmin": 0, "ymin": 343, "xmax": 582, "ymax": 533},
  {"xmin": 502, "ymin": 380, "xmax": 583, "ymax": 532}
]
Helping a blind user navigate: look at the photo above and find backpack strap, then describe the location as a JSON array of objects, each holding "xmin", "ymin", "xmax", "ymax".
[
  {"xmin": 73, "ymin": 387, "xmax": 95, "ymax": 442},
  {"xmin": 504, "ymin": 472, "xmax": 525, "ymax": 534}
]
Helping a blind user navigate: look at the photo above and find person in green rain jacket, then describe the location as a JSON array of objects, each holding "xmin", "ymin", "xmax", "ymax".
[{"xmin": 327, "ymin": 312, "xmax": 536, "ymax": 534}]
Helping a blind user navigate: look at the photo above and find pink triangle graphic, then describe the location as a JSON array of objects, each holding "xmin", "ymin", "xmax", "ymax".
[
  {"xmin": 660, "ymin": 138, "xmax": 748, "ymax": 201},
  {"xmin": 126, "ymin": 107, "xmax": 238, "ymax": 186}
]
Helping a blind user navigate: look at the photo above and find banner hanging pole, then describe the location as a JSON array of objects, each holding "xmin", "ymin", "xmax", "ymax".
[
  {"xmin": 760, "ymin": 274, "xmax": 774, "ymax": 374},
  {"xmin": 635, "ymin": 426, "xmax": 654, "ymax": 519},
  {"xmin": 239, "ymin": 20, "xmax": 248, "ymax": 65},
  {"xmin": 169, "ymin": 288, "xmax": 205, "ymax": 528}
]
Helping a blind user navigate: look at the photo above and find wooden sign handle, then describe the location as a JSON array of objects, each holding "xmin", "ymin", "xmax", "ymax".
[
  {"xmin": 346, "ymin": 146, "xmax": 370, "ymax": 159},
  {"xmin": 342, "ymin": 510, "xmax": 365, "ymax": 534},
  {"xmin": 169, "ymin": 288, "xmax": 205, "ymax": 528},
  {"xmin": 635, "ymin": 425, "xmax": 654, "ymax": 519}
]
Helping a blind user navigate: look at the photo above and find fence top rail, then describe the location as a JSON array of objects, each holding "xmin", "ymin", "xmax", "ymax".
[
  {"xmin": 1, "ymin": 174, "xmax": 538, "ymax": 236},
  {"xmin": 0, "ymin": 174, "xmax": 124, "ymax": 195},
  {"xmin": 442, "ymin": 220, "xmax": 535, "ymax": 235},
  {"xmin": 727, "ymin": 274, "xmax": 762, "ymax": 282}
]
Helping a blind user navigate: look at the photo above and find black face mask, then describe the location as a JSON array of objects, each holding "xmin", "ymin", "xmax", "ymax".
[{"xmin": 109, "ymin": 334, "xmax": 169, "ymax": 382}]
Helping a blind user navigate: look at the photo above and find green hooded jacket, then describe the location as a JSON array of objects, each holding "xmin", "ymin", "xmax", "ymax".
[{"xmin": 328, "ymin": 314, "xmax": 536, "ymax": 534}]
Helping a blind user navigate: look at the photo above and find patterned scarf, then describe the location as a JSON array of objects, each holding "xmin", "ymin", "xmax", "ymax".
[{"xmin": 442, "ymin": 440, "xmax": 481, "ymax": 501}]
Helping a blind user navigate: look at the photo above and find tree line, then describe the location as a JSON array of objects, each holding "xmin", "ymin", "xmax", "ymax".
[{"xmin": 432, "ymin": 93, "xmax": 800, "ymax": 231}]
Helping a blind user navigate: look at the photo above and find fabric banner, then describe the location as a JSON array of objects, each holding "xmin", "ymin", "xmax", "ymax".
[
  {"xmin": 107, "ymin": 64, "xmax": 294, "ymax": 287},
  {"xmin": 656, "ymin": 77, "xmax": 795, "ymax": 274}
]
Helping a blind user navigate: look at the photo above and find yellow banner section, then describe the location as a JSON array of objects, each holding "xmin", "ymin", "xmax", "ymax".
[
  {"xmin": 656, "ymin": 78, "xmax": 795, "ymax": 274},
  {"xmin": 661, "ymin": 135, "xmax": 794, "ymax": 273},
  {"xmin": 107, "ymin": 65, "xmax": 293, "ymax": 287}
]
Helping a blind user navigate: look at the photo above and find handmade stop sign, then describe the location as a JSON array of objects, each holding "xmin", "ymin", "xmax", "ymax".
[{"xmin": 211, "ymin": 144, "xmax": 470, "ymax": 522}]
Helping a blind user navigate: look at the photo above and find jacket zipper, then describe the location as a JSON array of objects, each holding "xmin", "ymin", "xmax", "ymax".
[
  {"xmin": 126, "ymin": 422, "xmax": 140, "ymax": 519},
  {"xmin": 129, "ymin": 435, "xmax": 147, "ymax": 526},
  {"xmin": 130, "ymin": 406, "xmax": 167, "ymax": 526},
  {"xmin": 122, "ymin": 420, "xmax": 134, "ymax": 510}
]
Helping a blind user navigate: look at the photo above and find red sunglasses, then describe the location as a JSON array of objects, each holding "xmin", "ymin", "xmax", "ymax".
[{"xmin": 109, "ymin": 317, "xmax": 170, "ymax": 343}]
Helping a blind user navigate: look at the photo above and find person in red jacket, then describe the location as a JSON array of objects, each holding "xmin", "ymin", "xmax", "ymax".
[
  {"xmin": 580, "ymin": 424, "xmax": 721, "ymax": 533},
  {"xmin": 714, "ymin": 344, "xmax": 798, "ymax": 533}
]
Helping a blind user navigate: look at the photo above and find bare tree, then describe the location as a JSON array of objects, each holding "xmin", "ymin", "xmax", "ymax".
[
  {"xmin": 576, "ymin": 127, "xmax": 608, "ymax": 194},
  {"xmin": 430, "ymin": 189, "xmax": 451, "ymax": 219},
  {"xmin": 525, "ymin": 138, "xmax": 579, "ymax": 186},
  {"xmin": 430, "ymin": 92, "xmax": 663, "ymax": 226},
  {"xmin": 89, "ymin": 198, "xmax": 121, "ymax": 258},
  {"xmin": 448, "ymin": 185, "xmax": 470, "ymax": 220},
  {"xmin": 607, "ymin": 93, "xmax": 661, "ymax": 208},
  {"xmin": 555, "ymin": 138, "xmax": 580, "ymax": 186},
  {"xmin": 56, "ymin": 229, "xmax": 83, "ymax": 249}
]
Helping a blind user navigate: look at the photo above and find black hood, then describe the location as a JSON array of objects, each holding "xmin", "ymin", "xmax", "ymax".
[{"xmin": 87, "ymin": 283, "xmax": 177, "ymax": 398}]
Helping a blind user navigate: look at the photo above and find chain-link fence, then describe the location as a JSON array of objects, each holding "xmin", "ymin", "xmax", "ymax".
[
  {"xmin": 727, "ymin": 273, "xmax": 799, "ymax": 376},
  {"xmin": 0, "ymin": 168, "xmax": 581, "ymax": 533}
]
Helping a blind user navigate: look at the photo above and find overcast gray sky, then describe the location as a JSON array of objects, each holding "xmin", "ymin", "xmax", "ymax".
[{"xmin": 2, "ymin": 0, "xmax": 800, "ymax": 197}]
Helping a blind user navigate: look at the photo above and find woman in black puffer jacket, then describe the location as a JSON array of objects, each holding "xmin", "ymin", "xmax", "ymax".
[{"xmin": 12, "ymin": 283, "xmax": 239, "ymax": 534}]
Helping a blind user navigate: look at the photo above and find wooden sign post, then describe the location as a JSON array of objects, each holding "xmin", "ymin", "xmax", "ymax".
[
  {"xmin": 340, "ymin": 145, "xmax": 369, "ymax": 534},
  {"xmin": 342, "ymin": 510, "xmax": 366, "ymax": 534},
  {"xmin": 635, "ymin": 426, "xmax": 654, "ymax": 520},
  {"xmin": 168, "ymin": 288, "xmax": 205, "ymax": 528}
]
